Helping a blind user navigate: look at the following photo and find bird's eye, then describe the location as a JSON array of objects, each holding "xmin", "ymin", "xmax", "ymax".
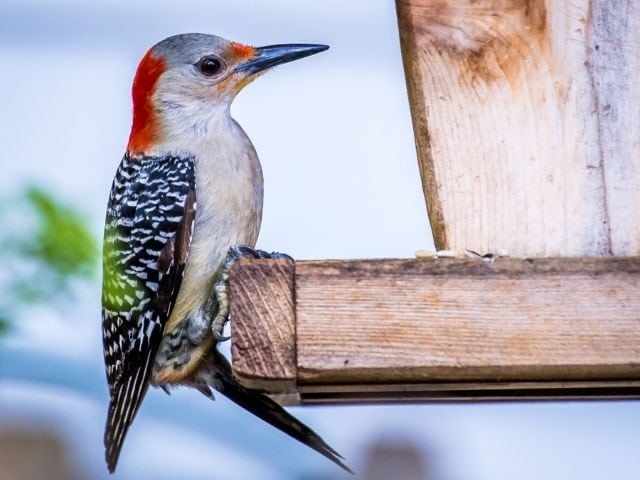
[{"xmin": 197, "ymin": 56, "xmax": 223, "ymax": 76}]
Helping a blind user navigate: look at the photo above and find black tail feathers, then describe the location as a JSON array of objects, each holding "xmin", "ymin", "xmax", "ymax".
[{"xmin": 209, "ymin": 350, "xmax": 353, "ymax": 474}]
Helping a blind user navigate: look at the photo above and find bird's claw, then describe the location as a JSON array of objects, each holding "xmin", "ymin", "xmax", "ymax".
[
  {"xmin": 211, "ymin": 314, "xmax": 230, "ymax": 341},
  {"xmin": 210, "ymin": 245, "xmax": 293, "ymax": 341},
  {"xmin": 229, "ymin": 245, "xmax": 293, "ymax": 261}
]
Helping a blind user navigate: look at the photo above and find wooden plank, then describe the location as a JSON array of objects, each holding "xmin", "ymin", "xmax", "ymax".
[
  {"xmin": 396, "ymin": 0, "xmax": 640, "ymax": 257},
  {"xmin": 230, "ymin": 257, "xmax": 640, "ymax": 403},
  {"xmin": 229, "ymin": 258, "xmax": 296, "ymax": 393}
]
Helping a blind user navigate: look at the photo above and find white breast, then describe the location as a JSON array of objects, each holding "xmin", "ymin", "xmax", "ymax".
[{"xmin": 153, "ymin": 112, "xmax": 264, "ymax": 331}]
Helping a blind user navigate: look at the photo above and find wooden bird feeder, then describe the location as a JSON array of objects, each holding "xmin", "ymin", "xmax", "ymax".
[{"xmin": 229, "ymin": 0, "xmax": 640, "ymax": 403}]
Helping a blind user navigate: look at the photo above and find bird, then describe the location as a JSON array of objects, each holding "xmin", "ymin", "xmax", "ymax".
[{"xmin": 101, "ymin": 33, "xmax": 350, "ymax": 474}]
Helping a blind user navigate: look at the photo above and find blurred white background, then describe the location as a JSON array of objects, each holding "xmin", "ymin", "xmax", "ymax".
[{"xmin": 0, "ymin": 1, "xmax": 638, "ymax": 479}]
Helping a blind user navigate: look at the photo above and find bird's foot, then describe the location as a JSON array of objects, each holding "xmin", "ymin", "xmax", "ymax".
[{"xmin": 211, "ymin": 245, "xmax": 294, "ymax": 341}]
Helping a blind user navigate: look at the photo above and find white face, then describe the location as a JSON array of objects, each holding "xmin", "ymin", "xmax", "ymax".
[
  {"xmin": 135, "ymin": 34, "xmax": 328, "ymax": 151},
  {"xmin": 150, "ymin": 35, "xmax": 260, "ymax": 140}
]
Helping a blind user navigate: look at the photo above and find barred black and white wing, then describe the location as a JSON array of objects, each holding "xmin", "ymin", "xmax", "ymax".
[{"xmin": 101, "ymin": 154, "xmax": 196, "ymax": 472}]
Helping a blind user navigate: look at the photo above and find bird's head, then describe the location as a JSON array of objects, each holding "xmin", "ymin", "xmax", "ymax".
[{"xmin": 127, "ymin": 33, "xmax": 328, "ymax": 154}]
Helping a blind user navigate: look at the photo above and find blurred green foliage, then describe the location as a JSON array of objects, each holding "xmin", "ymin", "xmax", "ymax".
[{"xmin": 0, "ymin": 185, "xmax": 99, "ymax": 334}]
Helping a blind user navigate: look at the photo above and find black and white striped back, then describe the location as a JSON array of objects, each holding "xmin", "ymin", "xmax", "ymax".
[{"xmin": 101, "ymin": 153, "xmax": 196, "ymax": 472}]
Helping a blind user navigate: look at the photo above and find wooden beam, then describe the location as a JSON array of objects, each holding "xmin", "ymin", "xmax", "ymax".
[
  {"xmin": 396, "ymin": 0, "xmax": 640, "ymax": 257},
  {"xmin": 230, "ymin": 257, "xmax": 640, "ymax": 403},
  {"xmin": 229, "ymin": 258, "xmax": 297, "ymax": 393}
]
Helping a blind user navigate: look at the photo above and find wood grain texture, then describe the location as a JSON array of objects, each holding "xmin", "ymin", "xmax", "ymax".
[
  {"xmin": 229, "ymin": 258, "xmax": 296, "ymax": 392},
  {"xmin": 230, "ymin": 258, "xmax": 640, "ymax": 403},
  {"xmin": 396, "ymin": 0, "xmax": 640, "ymax": 257},
  {"xmin": 296, "ymin": 257, "xmax": 640, "ymax": 384}
]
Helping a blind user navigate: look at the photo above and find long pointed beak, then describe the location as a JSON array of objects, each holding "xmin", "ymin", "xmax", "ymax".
[{"xmin": 235, "ymin": 44, "xmax": 329, "ymax": 75}]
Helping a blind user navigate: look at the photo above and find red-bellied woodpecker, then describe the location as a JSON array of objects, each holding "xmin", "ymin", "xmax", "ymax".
[{"xmin": 101, "ymin": 33, "xmax": 349, "ymax": 473}]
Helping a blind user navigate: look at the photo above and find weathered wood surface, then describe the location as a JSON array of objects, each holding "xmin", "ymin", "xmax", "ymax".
[
  {"xmin": 396, "ymin": 0, "xmax": 640, "ymax": 257},
  {"xmin": 230, "ymin": 258, "xmax": 640, "ymax": 403},
  {"xmin": 230, "ymin": 258, "xmax": 296, "ymax": 392}
]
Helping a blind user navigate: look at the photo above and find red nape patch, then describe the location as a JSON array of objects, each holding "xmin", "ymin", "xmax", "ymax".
[
  {"xmin": 127, "ymin": 49, "xmax": 167, "ymax": 154},
  {"xmin": 230, "ymin": 41, "xmax": 256, "ymax": 60}
]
